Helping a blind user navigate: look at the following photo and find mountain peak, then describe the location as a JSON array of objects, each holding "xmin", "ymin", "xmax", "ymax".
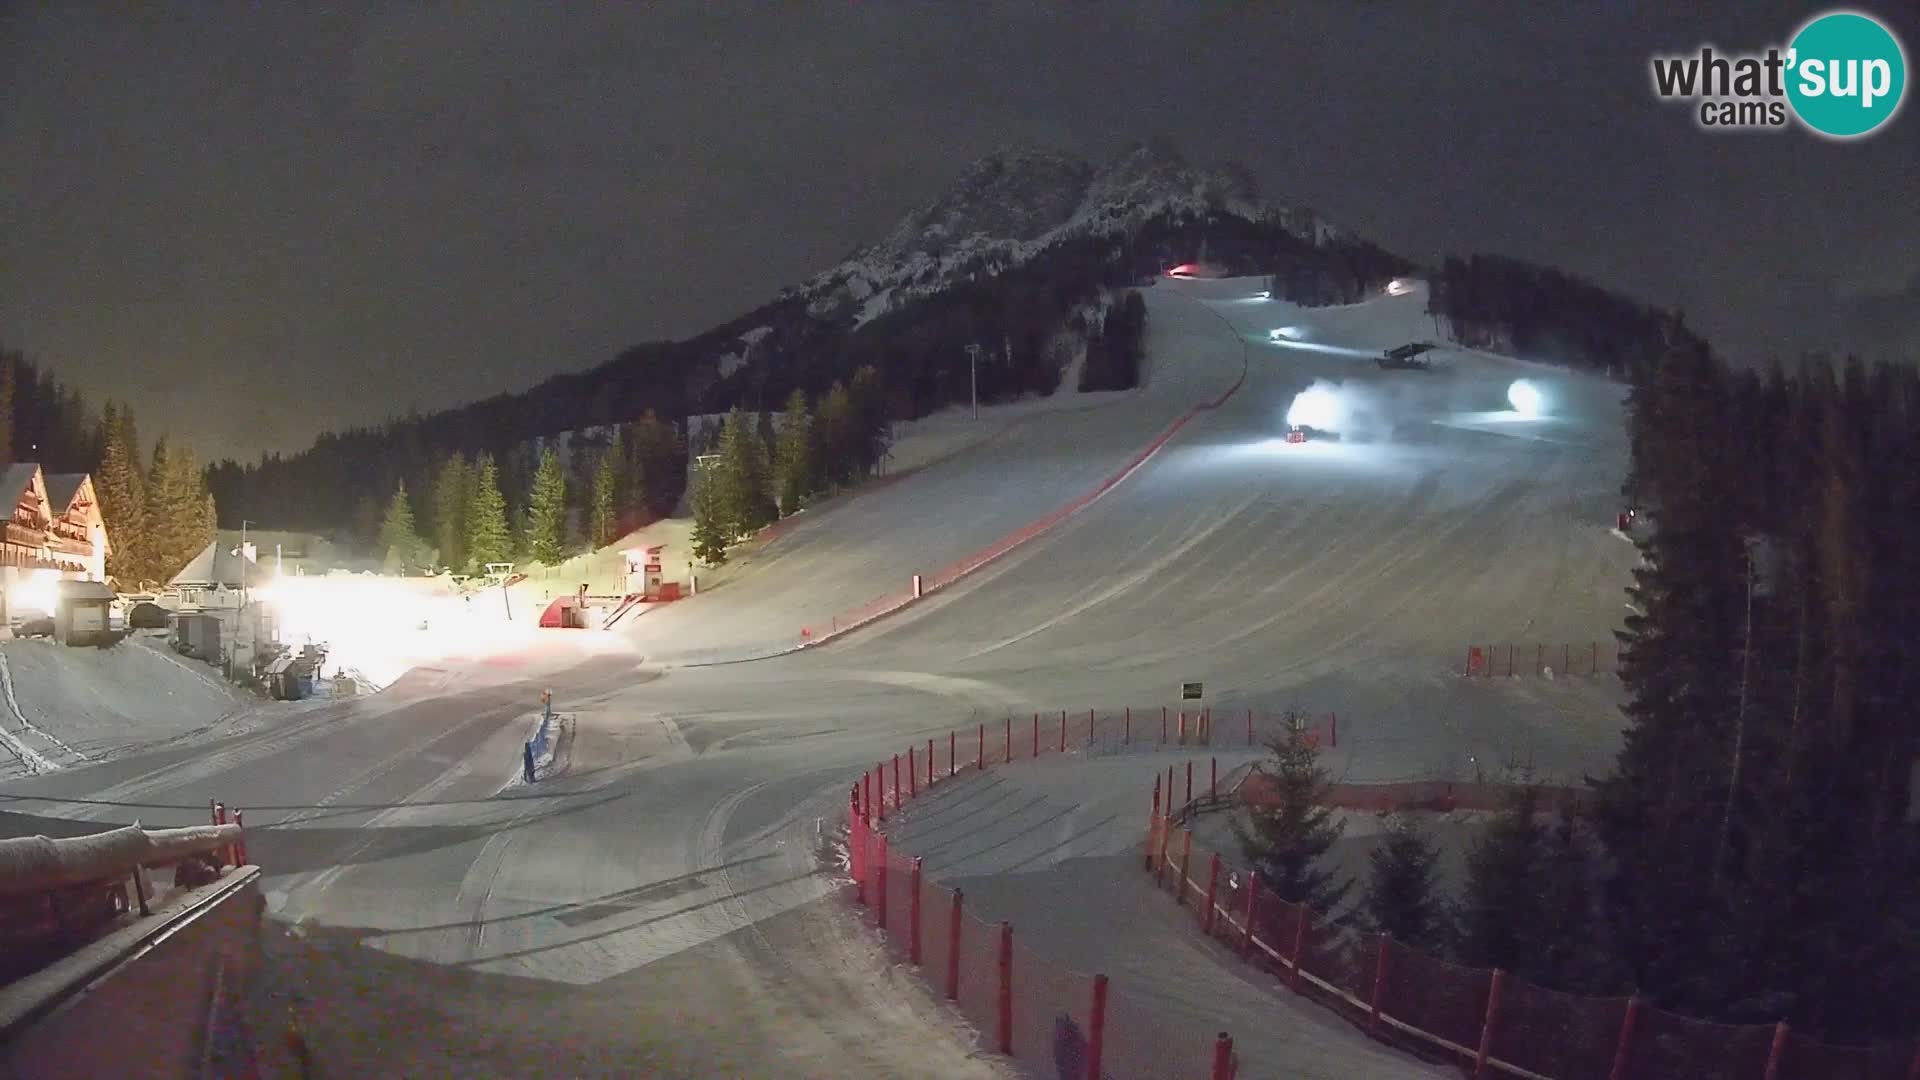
[{"xmin": 808, "ymin": 140, "xmax": 1350, "ymax": 320}]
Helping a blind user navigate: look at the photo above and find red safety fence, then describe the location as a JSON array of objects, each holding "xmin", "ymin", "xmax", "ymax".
[
  {"xmin": 1144, "ymin": 788, "xmax": 1920, "ymax": 1080},
  {"xmin": 846, "ymin": 739, "xmax": 1245, "ymax": 1077},
  {"xmin": 1464, "ymin": 641, "xmax": 1620, "ymax": 679},
  {"xmin": 802, "ymin": 348, "xmax": 1248, "ymax": 650}
]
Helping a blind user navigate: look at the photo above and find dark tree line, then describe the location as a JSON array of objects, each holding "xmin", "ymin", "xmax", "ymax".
[
  {"xmin": 0, "ymin": 345, "xmax": 217, "ymax": 586},
  {"xmin": 1598, "ymin": 337, "xmax": 1920, "ymax": 1040},
  {"xmin": 1078, "ymin": 292, "xmax": 1147, "ymax": 392},
  {"xmin": 1427, "ymin": 254, "xmax": 1685, "ymax": 377}
]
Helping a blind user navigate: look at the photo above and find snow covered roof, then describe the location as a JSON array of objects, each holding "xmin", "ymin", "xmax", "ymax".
[
  {"xmin": 43, "ymin": 473, "xmax": 87, "ymax": 513},
  {"xmin": 170, "ymin": 538, "xmax": 275, "ymax": 587},
  {"xmin": 0, "ymin": 464, "xmax": 41, "ymax": 510}
]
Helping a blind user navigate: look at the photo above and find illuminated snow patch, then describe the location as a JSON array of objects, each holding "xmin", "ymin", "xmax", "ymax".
[{"xmin": 1508, "ymin": 379, "xmax": 1544, "ymax": 417}]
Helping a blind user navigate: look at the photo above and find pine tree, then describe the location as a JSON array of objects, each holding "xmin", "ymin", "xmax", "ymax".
[
  {"xmin": 144, "ymin": 438, "xmax": 191, "ymax": 582},
  {"xmin": 1363, "ymin": 813, "xmax": 1447, "ymax": 951},
  {"xmin": 1456, "ymin": 786, "xmax": 1544, "ymax": 971},
  {"xmin": 815, "ymin": 380, "xmax": 855, "ymax": 488},
  {"xmin": 95, "ymin": 403, "xmax": 146, "ymax": 584},
  {"xmin": 466, "ymin": 454, "xmax": 512, "ymax": 572},
  {"xmin": 690, "ymin": 461, "xmax": 729, "ymax": 566},
  {"xmin": 716, "ymin": 406, "xmax": 775, "ymax": 536},
  {"xmin": 379, "ymin": 480, "xmax": 427, "ymax": 574},
  {"xmin": 1231, "ymin": 719, "xmax": 1349, "ymax": 909},
  {"xmin": 629, "ymin": 412, "xmax": 683, "ymax": 514},
  {"xmin": 526, "ymin": 446, "xmax": 567, "ymax": 564},
  {"xmin": 0, "ymin": 355, "xmax": 14, "ymax": 465},
  {"xmin": 774, "ymin": 389, "xmax": 813, "ymax": 517},
  {"xmin": 431, "ymin": 453, "xmax": 470, "ymax": 574},
  {"xmin": 590, "ymin": 442, "xmax": 619, "ymax": 547}
]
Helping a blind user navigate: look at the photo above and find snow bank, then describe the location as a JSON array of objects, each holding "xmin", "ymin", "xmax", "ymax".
[{"xmin": 0, "ymin": 823, "xmax": 240, "ymax": 895}]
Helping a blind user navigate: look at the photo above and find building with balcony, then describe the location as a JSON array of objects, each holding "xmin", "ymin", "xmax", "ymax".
[{"xmin": 0, "ymin": 464, "xmax": 113, "ymax": 628}]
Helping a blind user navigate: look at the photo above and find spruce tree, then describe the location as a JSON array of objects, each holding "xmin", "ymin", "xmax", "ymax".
[
  {"xmin": 815, "ymin": 381, "xmax": 854, "ymax": 488},
  {"xmin": 1363, "ymin": 813, "xmax": 1447, "ymax": 950},
  {"xmin": 379, "ymin": 481, "xmax": 426, "ymax": 574},
  {"xmin": 716, "ymin": 406, "xmax": 774, "ymax": 536},
  {"xmin": 95, "ymin": 403, "xmax": 146, "ymax": 584},
  {"xmin": 431, "ymin": 453, "xmax": 470, "ymax": 573},
  {"xmin": 466, "ymin": 454, "xmax": 512, "ymax": 572},
  {"xmin": 0, "ymin": 354, "xmax": 13, "ymax": 464},
  {"xmin": 590, "ymin": 443, "xmax": 619, "ymax": 547},
  {"xmin": 690, "ymin": 461, "xmax": 729, "ymax": 566},
  {"xmin": 1231, "ymin": 719, "xmax": 1349, "ymax": 909},
  {"xmin": 1456, "ymin": 786, "xmax": 1544, "ymax": 972},
  {"xmin": 525, "ymin": 446, "xmax": 567, "ymax": 564},
  {"xmin": 774, "ymin": 389, "xmax": 813, "ymax": 517}
]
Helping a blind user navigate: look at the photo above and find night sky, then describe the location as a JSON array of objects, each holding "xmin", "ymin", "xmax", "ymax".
[{"xmin": 4, "ymin": 4, "xmax": 1916, "ymax": 463}]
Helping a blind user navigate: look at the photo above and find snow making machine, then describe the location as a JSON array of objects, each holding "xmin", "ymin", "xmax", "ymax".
[{"xmin": 1377, "ymin": 342, "xmax": 1441, "ymax": 371}]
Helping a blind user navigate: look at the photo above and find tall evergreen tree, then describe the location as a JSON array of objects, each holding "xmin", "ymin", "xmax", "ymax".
[
  {"xmin": 95, "ymin": 403, "xmax": 146, "ymax": 583},
  {"xmin": 0, "ymin": 355, "xmax": 14, "ymax": 465},
  {"xmin": 814, "ymin": 380, "xmax": 855, "ymax": 489},
  {"xmin": 774, "ymin": 389, "xmax": 813, "ymax": 517},
  {"xmin": 431, "ymin": 453, "xmax": 470, "ymax": 574},
  {"xmin": 716, "ymin": 406, "xmax": 775, "ymax": 536},
  {"xmin": 690, "ymin": 461, "xmax": 729, "ymax": 567},
  {"xmin": 590, "ymin": 442, "xmax": 619, "ymax": 547},
  {"xmin": 1363, "ymin": 813, "xmax": 1447, "ymax": 951},
  {"xmin": 466, "ymin": 454, "xmax": 512, "ymax": 572},
  {"xmin": 379, "ymin": 480, "xmax": 428, "ymax": 574},
  {"xmin": 1457, "ymin": 786, "xmax": 1545, "ymax": 972},
  {"xmin": 1231, "ymin": 719, "xmax": 1348, "ymax": 909},
  {"xmin": 525, "ymin": 446, "xmax": 568, "ymax": 564}
]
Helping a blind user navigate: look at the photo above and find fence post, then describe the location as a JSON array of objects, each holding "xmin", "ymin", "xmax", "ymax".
[
  {"xmin": 1087, "ymin": 974, "xmax": 1109, "ymax": 1080},
  {"xmin": 950, "ymin": 731, "xmax": 957, "ymax": 777},
  {"xmin": 1475, "ymin": 969, "xmax": 1506, "ymax": 1078},
  {"xmin": 997, "ymin": 922, "xmax": 1014, "ymax": 1056},
  {"xmin": 863, "ymin": 771, "xmax": 873, "ymax": 826},
  {"xmin": 977, "ymin": 723, "xmax": 984, "ymax": 768},
  {"xmin": 876, "ymin": 763, "xmax": 887, "ymax": 821},
  {"xmin": 1179, "ymin": 829, "xmax": 1195, "ymax": 905},
  {"xmin": 1162, "ymin": 705, "xmax": 1168, "ymax": 744},
  {"xmin": 1763, "ymin": 1021, "xmax": 1790, "ymax": 1080},
  {"xmin": 234, "ymin": 810, "xmax": 247, "ymax": 866},
  {"xmin": 1289, "ymin": 906, "xmax": 1310, "ymax": 989},
  {"xmin": 1156, "ymin": 815, "xmax": 1173, "ymax": 887},
  {"xmin": 876, "ymin": 833, "xmax": 889, "ymax": 930},
  {"xmin": 1059, "ymin": 709, "xmax": 1066, "ymax": 753},
  {"xmin": 1203, "ymin": 853, "xmax": 1221, "ymax": 933},
  {"xmin": 893, "ymin": 753, "xmax": 901, "ymax": 806},
  {"xmin": 1088, "ymin": 708, "xmax": 1094, "ymax": 749},
  {"xmin": 908, "ymin": 746, "xmax": 917, "ymax": 799},
  {"xmin": 1145, "ymin": 777, "xmax": 1162, "ymax": 871},
  {"xmin": 1608, "ymin": 995, "xmax": 1640, "ymax": 1080},
  {"xmin": 946, "ymin": 889, "xmax": 962, "ymax": 1001},
  {"xmin": 1210, "ymin": 756, "xmax": 1218, "ymax": 798},
  {"xmin": 1124, "ymin": 705, "xmax": 1131, "ymax": 745},
  {"xmin": 1178, "ymin": 709, "xmax": 1187, "ymax": 743},
  {"xmin": 1247, "ymin": 707, "xmax": 1254, "ymax": 748},
  {"xmin": 1242, "ymin": 877, "xmax": 1259, "ymax": 958},
  {"xmin": 909, "ymin": 857, "xmax": 923, "ymax": 965},
  {"xmin": 928, "ymin": 737, "xmax": 935, "ymax": 788},
  {"xmin": 1005, "ymin": 715, "xmax": 1011, "ymax": 763},
  {"xmin": 1032, "ymin": 712, "xmax": 1039, "ymax": 758},
  {"xmin": 1369, "ymin": 937, "xmax": 1390, "ymax": 1037},
  {"xmin": 852, "ymin": 792, "xmax": 867, "ymax": 906},
  {"xmin": 1210, "ymin": 1032, "xmax": 1234, "ymax": 1080},
  {"xmin": 1330, "ymin": 712, "xmax": 1338, "ymax": 747},
  {"xmin": 1185, "ymin": 760, "xmax": 1193, "ymax": 805}
]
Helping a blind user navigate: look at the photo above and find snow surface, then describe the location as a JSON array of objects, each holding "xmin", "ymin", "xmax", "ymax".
[{"xmin": 0, "ymin": 275, "xmax": 1637, "ymax": 1075}]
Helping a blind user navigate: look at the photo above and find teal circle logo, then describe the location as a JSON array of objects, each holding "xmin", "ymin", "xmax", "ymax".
[{"xmin": 1786, "ymin": 11, "xmax": 1907, "ymax": 138}]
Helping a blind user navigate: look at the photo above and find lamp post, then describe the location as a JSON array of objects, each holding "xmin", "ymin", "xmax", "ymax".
[{"xmin": 966, "ymin": 343, "xmax": 980, "ymax": 420}]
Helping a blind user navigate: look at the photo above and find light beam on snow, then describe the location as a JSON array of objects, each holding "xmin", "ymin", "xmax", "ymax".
[{"xmin": 1287, "ymin": 385, "xmax": 1345, "ymax": 430}]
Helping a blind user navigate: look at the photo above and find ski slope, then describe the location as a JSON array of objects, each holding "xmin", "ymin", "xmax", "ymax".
[{"xmin": 0, "ymin": 276, "xmax": 1636, "ymax": 1076}]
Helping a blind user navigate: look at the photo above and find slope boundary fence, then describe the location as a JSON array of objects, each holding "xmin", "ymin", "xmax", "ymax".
[{"xmin": 1145, "ymin": 782, "xmax": 1920, "ymax": 1080}]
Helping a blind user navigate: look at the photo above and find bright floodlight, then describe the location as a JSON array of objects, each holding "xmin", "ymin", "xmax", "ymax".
[
  {"xmin": 1386, "ymin": 278, "xmax": 1410, "ymax": 296},
  {"xmin": 1270, "ymin": 325, "xmax": 1305, "ymax": 341},
  {"xmin": 1287, "ymin": 385, "xmax": 1343, "ymax": 430},
  {"xmin": 1508, "ymin": 378, "xmax": 1543, "ymax": 417}
]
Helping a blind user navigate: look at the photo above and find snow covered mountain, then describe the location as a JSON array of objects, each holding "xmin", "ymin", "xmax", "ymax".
[{"xmin": 800, "ymin": 140, "xmax": 1355, "ymax": 325}]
